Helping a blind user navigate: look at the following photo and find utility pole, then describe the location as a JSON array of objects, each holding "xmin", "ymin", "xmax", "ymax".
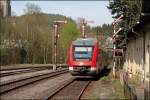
[
  {"xmin": 112, "ymin": 15, "xmax": 123, "ymax": 77},
  {"xmin": 52, "ymin": 20, "xmax": 67, "ymax": 70}
]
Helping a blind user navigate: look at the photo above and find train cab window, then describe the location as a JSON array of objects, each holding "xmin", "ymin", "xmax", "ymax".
[{"xmin": 73, "ymin": 46, "xmax": 94, "ymax": 60}]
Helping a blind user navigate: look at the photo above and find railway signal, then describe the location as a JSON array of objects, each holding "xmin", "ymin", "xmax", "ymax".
[
  {"xmin": 52, "ymin": 20, "xmax": 67, "ymax": 70},
  {"xmin": 80, "ymin": 19, "xmax": 94, "ymax": 38},
  {"xmin": 112, "ymin": 14, "xmax": 123, "ymax": 25},
  {"xmin": 112, "ymin": 14, "xmax": 123, "ymax": 77}
]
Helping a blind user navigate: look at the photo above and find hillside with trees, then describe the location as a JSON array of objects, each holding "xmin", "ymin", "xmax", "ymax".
[{"xmin": 0, "ymin": 3, "xmax": 79, "ymax": 65}]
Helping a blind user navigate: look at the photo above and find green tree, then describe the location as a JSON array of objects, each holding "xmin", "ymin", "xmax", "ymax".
[
  {"xmin": 91, "ymin": 24, "xmax": 113, "ymax": 37},
  {"xmin": 24, "ymin": 3, "xmax": 41, "ymax": 15},
  {"xmin": 107, "ymin": 0, "xmax": 142, "ymax": 47},
  {"xmin": 59, "ymin": 20, "xmax": 79, "ymax": 63},
  {"xmin": 0, "ymin": 3, "xmax": 80, "ymax": 65}
]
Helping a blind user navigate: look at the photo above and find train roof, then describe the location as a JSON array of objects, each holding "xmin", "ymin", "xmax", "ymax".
[{"xmin": 72, "ymin": 38, "xmax": 98, "ymax": 46}]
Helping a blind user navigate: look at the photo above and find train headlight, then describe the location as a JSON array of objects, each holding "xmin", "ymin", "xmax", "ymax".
[
  {"xmin": 69, "ymin": 67, "xmax": 73, "ymax": 70},
  {"xmin": 91, "ymin": 67, "xmax": 96, "ymax": 71},
  {"xmin": 79, "ymin": 62, "xmax": 83, "ymax": 66}
]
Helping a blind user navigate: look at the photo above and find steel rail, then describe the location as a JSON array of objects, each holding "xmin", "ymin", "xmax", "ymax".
[
  {"xmin": 0, "ymin": 64, "xmax": 68, "ymax": 71},
  {"xmin": 45, "ymin": 79, "xmax": 91, "ymax": 100},
  {"xmin": 0, "ymin": 68, "xmax": 46, "ymax": 77},
  {"xmin": 45, "ymin": 78, "xmax": 75, "ymax": 100},
  {"xmin": 77, "ymin": 81, "xmax": 91, "ymax": 100},
  {"xmin": 0, "ymin": 69, "xmax": 68, "ymax": 94}
]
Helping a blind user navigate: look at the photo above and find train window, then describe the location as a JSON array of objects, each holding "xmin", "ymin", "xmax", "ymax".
[
  {"xmin": 75, "ymin": 47, "xmax": 92, "ymax": 52},
  {"xmin": 73, "ymin": 46, "xmax": 94, "ymax": 60}
]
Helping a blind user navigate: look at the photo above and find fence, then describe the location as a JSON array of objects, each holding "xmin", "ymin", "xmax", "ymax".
[
  {"xmin": 120, "ymin": 70, "xmax": 150, "ymax": 100},
  {"xmin": 144, "ymin": 88, "xmax": 150, "ymax": 100},
  {"xmin": 120, "ymin": 70, "xmax": 137, "ymax": 99},
  {"xmin": 123, "ymin": 81, "xmax": 137, "ymax": 99}
]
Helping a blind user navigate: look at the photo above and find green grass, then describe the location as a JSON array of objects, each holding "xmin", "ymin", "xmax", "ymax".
[
  {"xmin": 99, "ymin": 70, "xmax": 125, "ymax": 99},
  {"xmin": 101, "ymin": 75, "xmax": 109, "ymax": 81},
  {"xmin": 112, "ymin": 78, "xmax": 125, "ymax": 99},
  {"xmin": 128, "ymin": 74, "xmax": 141, "ymax": 86},
  {"xmin": 108, "ymin": 70, "xmax": 125, "ymax": 99}
]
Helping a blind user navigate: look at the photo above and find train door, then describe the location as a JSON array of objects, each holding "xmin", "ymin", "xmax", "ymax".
[{"xmin": 98, "ymin": 48, "xmax": 104, "ymax": 71}]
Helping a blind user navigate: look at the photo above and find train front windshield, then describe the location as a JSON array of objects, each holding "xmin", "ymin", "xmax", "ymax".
[{"xmin": 73, "ymin": 46, "xmax": 94, "ymax": 60}]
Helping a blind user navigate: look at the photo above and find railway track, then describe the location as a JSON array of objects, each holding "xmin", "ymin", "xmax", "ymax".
[
  {"xmin": 45, "ymin": 78, "xmax": 90, "ymax": 100},
  {"xmin": 0, "ymin": 64, "xmax": 68, "ymax": 71},
  {"xmin": 0, "ymin": 64, "xmax": 68, "ymax": 77},
  {"xmin": 0, "ymin": 69, "xmax": 68, "ymax": 94},
  {"xmin": 0, "ymin": 68, "xmax": 48, "ymax": 77}
]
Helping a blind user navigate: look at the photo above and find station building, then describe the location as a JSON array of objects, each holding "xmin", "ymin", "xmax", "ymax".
[
  {"xmin": 0, "ymin": 0, "xmax": 11, "ymax": 17},
  {"xmin": 123, "ymin": 0, "xmax": 150, "ymax": 85}
]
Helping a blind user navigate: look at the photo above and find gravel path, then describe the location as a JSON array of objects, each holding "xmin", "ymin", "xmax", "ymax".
[
  {"xmin": 81, "ymin": 80, "xmax": 115, "ymax": 99},
  {"xmin": 1, "ymin": 73, "xmax": 72, "ymax": 100}
]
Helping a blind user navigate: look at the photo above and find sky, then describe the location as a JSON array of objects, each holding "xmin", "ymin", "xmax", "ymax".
[{"xmin": 11, "ymin": 1, "xmax": 114, "ymax": 27}]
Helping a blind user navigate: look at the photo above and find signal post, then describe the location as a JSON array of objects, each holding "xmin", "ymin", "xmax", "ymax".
[
  {"xmin": 52, "ymin": 20, "xmax": 67, "ymax": 70},
  {"xmin": 112, "ymin": 15, "xmax": 123, "ymax": 77},
  {"xmin": 80, "ymin": 19, "xmax": 94, "ymax": 38}
]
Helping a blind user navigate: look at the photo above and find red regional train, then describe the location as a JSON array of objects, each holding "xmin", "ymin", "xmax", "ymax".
[{"xmin": 69, "ymin": 38, "xmax": 107, "ymax": 77}]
